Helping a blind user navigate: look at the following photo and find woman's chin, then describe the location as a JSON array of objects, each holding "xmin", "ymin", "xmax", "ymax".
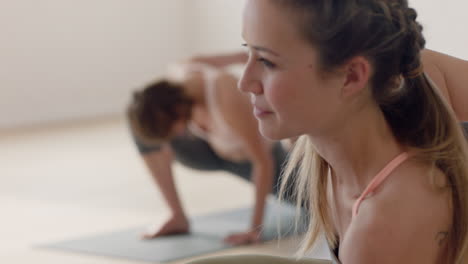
[{"xmin": 259, "ymin": 126, "xmax": 288, "ymax": 141}]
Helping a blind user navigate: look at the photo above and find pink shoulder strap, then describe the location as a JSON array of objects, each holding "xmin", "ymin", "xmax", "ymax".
[{"xmin": 352, "ymin": 152, "xmax": 410, "ymax": 218}]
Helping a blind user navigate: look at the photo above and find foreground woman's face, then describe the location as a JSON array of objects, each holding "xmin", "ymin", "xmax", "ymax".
[{"xmin": 239, "ymin": 0, "xmax": 345, "ymax": 140}]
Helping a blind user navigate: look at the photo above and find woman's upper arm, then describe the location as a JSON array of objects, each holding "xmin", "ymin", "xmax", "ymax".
[
  {"xmin": 142, "ymin": 144, "xmax": 174, "ymax": 170},
  {"xmin": 422, "ymin": 49, "xmax": 468, "ymax": 121},
  {"xmin": 341, "ymin": 214, "xmax": 442, "ymax": 264}
]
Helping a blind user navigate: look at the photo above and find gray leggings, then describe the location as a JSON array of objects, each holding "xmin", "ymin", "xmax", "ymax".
[{"xmin": 187, "ymin": 255, "xmax": 331, "ymax": 264}]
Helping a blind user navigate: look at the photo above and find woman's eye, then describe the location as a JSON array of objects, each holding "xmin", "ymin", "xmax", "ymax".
[{"xmin": 257, "ymin": 58, "xmax": 276, "ymax": 69}]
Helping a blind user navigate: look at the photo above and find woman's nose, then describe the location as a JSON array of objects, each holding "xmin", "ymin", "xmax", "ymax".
[{"xmin": 238, "ymin": 62, "xmax": 263, "ymax": 95}]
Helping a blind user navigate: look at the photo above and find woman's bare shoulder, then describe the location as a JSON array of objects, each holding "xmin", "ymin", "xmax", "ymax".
[
  {"xmin": 340, "ymin": 159, "xmax": 452, "ymax": 263},
  {"xmin": 206, "ymin": 70, "xmax": 244, "ymax": 105},
  {"xmin": 377, "ymin": 157, "xmax": 451, "ymax": 214}
]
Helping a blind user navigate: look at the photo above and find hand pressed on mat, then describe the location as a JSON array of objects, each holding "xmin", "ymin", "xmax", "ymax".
[{"xmin": 224, "ymin": 228, "xmax": 261, "ymax": 246}]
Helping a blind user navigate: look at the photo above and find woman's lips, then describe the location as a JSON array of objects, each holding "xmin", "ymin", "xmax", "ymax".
[{"xmin": 253, "ymin": 106, "xmax": 273, "ymax": 118}]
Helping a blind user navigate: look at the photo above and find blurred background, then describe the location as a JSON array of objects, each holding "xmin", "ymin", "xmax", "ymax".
[
  {"xmin": 0, "ymin": 0, "xmax": 467, "ymax": 263},
  {"xmin": 0, "ymin": 0, "xmax": 246, "ymax": 128},
  {"xmin": 0, "ymin": 0, "xmax": 467, "ymax": 128}
]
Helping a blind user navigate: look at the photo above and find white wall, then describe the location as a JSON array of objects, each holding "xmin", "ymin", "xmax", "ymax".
[
  {"xmin": 410, "ymin": 0, "xmax": 468, "ymax": 60},
  {"xmin": 0, "ymin": 0, "xmax": 466, "ymax": 129},
  {"xmin": 184, "ymin": 0, "xmax": 246, "ymax": 55},
  {"xmin": 0, "ymin": 0, "xmax": 189, "ymax": 128}
]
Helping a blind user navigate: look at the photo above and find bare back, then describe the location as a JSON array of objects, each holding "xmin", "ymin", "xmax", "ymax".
[{"xmin": 185, "ymin": 66, "xmax": 263, "ymax": 162}]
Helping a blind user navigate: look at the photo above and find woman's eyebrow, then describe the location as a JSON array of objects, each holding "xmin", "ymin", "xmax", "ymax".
[{"xmin": 242, "ymin": 43, "xmax": 280, "ymax": 57}]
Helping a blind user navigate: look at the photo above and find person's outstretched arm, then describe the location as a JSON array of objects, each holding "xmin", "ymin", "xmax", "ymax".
[
  {"xmin": 189, "ymin": 51, "xmax": 248, "ymax": 68},
  {"xmin": 166, "ymin": 52, "xmax": 248, "ymax": 83},
  {"xmin": 139, "ymin": 145, "xmax": 190, "ymax": 239},
  {"xmin": 422, "ymin": 49, "xmax": 468, "ymax": 121}
]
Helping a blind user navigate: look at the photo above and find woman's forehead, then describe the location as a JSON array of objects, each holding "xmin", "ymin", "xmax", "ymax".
[
  {"xmin": 242, "ymin": 0, "xmax": 318, "ymax": 63},
  {"xmin": 243, "ymin": 2, "xmax": 307, "ymax": 52}
]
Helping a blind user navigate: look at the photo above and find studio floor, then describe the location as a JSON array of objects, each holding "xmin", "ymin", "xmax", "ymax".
[{"xmin": 0, "ymin": 116, "xmax": 330, "ymax": 263}]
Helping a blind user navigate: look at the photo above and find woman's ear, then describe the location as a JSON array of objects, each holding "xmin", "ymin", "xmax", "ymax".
[{"xmin": 341, "ymin": 56, "xmax": 372, "ymax": 98}]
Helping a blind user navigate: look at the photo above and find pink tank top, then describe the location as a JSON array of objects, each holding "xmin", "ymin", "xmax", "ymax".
[
  {"xmin": 352, "ymin": 152, "xmax": 410, "ymax": 218},
  {"xmin": 330, "ymin": 152, "xmax": 411, "ymax": 264}
]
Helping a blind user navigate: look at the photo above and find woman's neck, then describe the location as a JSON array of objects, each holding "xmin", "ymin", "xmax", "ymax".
[{"xmin": 310, "ymin": 105, "xmax": 405, "ymax": 195}]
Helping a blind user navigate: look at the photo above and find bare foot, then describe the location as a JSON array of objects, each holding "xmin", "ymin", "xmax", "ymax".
[{"xmin": 141, "ymin": 215, "xmax": 190, "ymax": 239}]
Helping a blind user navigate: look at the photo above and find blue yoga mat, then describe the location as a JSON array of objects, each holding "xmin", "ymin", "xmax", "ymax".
[{"xmin": 41, "ymin": 200, "xmax": 306, "ymax": 263}]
